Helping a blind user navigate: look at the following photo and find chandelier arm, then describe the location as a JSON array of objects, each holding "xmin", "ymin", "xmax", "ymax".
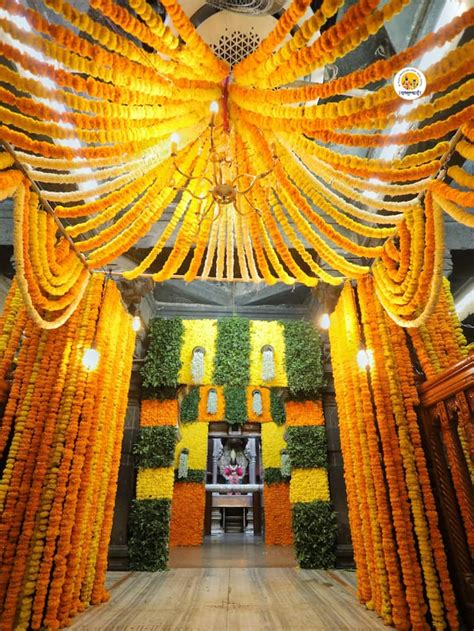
[
  {"xmin": 236, "ymin": 168, "xmax": 274, "ymax": 195},
  {"xmin": 240, "ymin": 193, "xmax": 262, "ymax": 217},
  {"xmin": 185, "ymin": 189, "xmax": 210, "ymax": 200},
  {"xmin": 173, "ymin": 161, "xmax": 214, "ymax": 186},
  {"xmin": 198, "ymin": 198, "xmax": 216, "ymax": 227}
]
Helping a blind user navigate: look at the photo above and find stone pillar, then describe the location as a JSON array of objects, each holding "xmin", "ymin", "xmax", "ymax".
[
  {"xmin": 245, "ymin": 438, "xmax": 257, "ymax": 485},
  {"xmin": 212, "ymin": 439, "xmax": 223, "ymax": 484}
]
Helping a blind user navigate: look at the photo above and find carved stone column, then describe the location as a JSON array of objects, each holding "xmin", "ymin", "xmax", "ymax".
[
  {"xmin": 211, "ymin": 440, "xmax": 224, "ymax": 535},
  {"xmin": 245, "ymin": 438, "xmax": 257, "ymax": 485}
]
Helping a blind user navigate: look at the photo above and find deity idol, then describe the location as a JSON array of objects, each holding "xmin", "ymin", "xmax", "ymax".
[{"xmin": 223, "ymin": 449, "xmax": 244, "ymax": 485}]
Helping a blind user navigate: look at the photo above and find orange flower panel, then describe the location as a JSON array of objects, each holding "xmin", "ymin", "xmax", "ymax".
[
  {"xmin": 141, "ymin": 399, "xmax": 178, "ymax": 426},
  {"xmin": 197, "ymin": 385, "xmax": 224, "ymax": 422},
  {"xmin": 247, "ymin": 386, "xmax": 272, "ymax": 422},
  {"xmin": 264, "ymin": 483, "xmax": 293, "ymax": 546},
  {"xmin": 169, "ymin": 482, "xmax": 206, "ymax": 547},
  {"xmin": 285, "ymin": 400, "xmax": 325, "ymax": 426}
]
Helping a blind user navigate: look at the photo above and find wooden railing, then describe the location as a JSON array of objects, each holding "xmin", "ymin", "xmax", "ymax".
[{"xmin": 417, "ymin": 354, "xmax": 474, "ymax": 627}]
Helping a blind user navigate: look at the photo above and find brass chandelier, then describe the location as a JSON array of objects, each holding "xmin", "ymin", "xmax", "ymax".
[{"xmin": 169, "ymin": 101, "xmax": 278, "ymax": 223}]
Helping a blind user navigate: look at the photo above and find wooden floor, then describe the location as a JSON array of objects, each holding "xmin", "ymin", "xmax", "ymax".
[{"xmin": 70, "ymin": 568, "xmax": 387, "ymax": 630}]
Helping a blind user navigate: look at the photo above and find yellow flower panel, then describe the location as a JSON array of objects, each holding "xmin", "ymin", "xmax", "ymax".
[
  {"xmin": 178, "ymin": 319, "xmax": 217, "ymax": 385},
  {"xmin": 136, "ymin": 467, "xmax": 174, "ymax": 500},
  {"xmin": 290, "ymin": 469, "xmax": 330, "ymax": 504},
  {"xmin": 141, "ymin": 399, "xmax": 179, "ymax": 426},
  {"xmin": 246, "ymin": 386, "xmax": 271, "ymax": 422},
  {"xmin": 249, "ymin": 321, "xmax": 287, "ymax": 387},
  {"xmin": 198, "ymin": 385, "xmax": 224, "ymax": 421},
  {"xmin": 262, "ymin": 423, "xmax": 287, "ymax": 469},
  {"xmin": 174, "ymin": 422, "xmax": 208, "ymax": 470},
  {"xmin": 285, "ymin": 400, "xmax": 325, "ymax": 426}
]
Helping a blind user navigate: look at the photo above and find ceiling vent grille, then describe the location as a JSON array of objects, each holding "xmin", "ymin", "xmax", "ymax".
[
  {"xmin": 211, "ymin": 27, "xmax": 261, "ymax": 67},
  {"xmin": 205, "ymin": 0, "xmax": 285, "ymax": 14}
]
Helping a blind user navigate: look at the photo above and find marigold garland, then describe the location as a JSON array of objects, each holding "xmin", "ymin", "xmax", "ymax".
[
  {"xmin": 136, "ymin": 467, "xmax": 175, "ymax": 500},
  {"xmin": 169, "ymin": 483, "xmax": 206, "ymax": 547},
  {"xmin": 0, "ymin": 274, "xmax": 135, "ymax": 630},
  {"xmin": 261, "ymin": 423, "xmax": 287, "ymax": 469},
  {"xmin": 173, "ymin": 423, "xmax": 208, "ymax": 471},
  {"xmin": 0, "ymin": 0, "xmax": 472, "ymax": 296},
  {"xmin": 285, "ymin": 400, "xmax": 325, "ymax": 426},
  {"xmin": 289, "ymin": 469, "xmax": 330, "ymax": 503},
  {"xmin": 178, "ymin": 319, "xmax": 217, "ymax": 385},
  {"xmin": 329, "ymin": 277, "xmax": 461, "ymax": 629},
  {"xmin": 197, "ymin": 385, "xmax": 225, "ymax": 421},
  {"xmin": 249, "ymin": 321, "xmax": 287, "ymax": 387},
  {"xmin": 263, "ymin": 483, "xmax": 294, "ymax": 546},
  {"xmin": 140, "ymin": 399, "xmax": 179, "ymax": 427}
]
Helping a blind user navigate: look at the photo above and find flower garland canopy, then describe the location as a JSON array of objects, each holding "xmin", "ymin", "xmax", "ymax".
[{"xmin": 0, "ymin": 0, "xmax": 473, "ymax": 328}]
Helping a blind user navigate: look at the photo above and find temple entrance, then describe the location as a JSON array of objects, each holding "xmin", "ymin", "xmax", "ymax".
[{"xmin": 204, "ymin": 422, "xmax": 263, "ymax": 538}]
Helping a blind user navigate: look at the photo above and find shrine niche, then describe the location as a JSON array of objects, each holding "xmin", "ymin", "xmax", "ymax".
[
  {"xmin": 130, "ymin": 315, "xmax": 335, "ymax": 564},
  {"xmin": 207, "ymin": 434, "xmax": 259, "ymax": 535}
]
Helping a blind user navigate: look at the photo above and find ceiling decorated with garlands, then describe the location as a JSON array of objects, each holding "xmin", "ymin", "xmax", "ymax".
[{"xmin": 0, "ymin": 0, "xmax": 473, "ymax": 330}]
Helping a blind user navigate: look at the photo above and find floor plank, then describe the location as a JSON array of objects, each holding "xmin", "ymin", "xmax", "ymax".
[{"xmin": 70, "ymin": 569, "xmax": 387, "ymax": 630}]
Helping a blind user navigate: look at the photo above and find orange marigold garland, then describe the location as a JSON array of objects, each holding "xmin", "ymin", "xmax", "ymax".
[
  {"xmin": 0, "ymin": 274, "xmax": 135, "ymax": 630},
  {"xmin": 0, "ymin": 0, "xmax": 473, "ymax": 293},
  {"xmin": 330, "ymin": 277, "xmax": 462, "ymax": 629},
  {"xmin": 141, "ymin": 399, "xmax": 179, "ymax": 426},
  {"xmin": 169, "ymin": 483, "xmax": 206, "ymax": 547},
  {"xmin": 263, "ymin": 482, "xmax": 294, "ymax": 546},
  {"xmin": 285, "ymin": 400, "xmax": 324, "ymax": 426}
]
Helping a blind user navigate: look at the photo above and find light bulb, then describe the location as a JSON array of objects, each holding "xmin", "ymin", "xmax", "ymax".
[
  {"xmin": 170, "ymin": 132, "xmax": 179, "ymax": 154},
  {"xmin": 82, "ymin": 348, "xmax": 100, "ymax": 371},
  {"xmin": 357, "ymin": 349, "xmax": 373, "ymax": 370},
  {"xmin": 132, "ymin": 315, "xmax": 142, "ymax": 332},
  {"xmin": 210, "ymin": 101, "xmax": 219, "ymax": 114},
  {"xmin": 319, "ymin": 313, "xmax": 330, "ymax": 330}
]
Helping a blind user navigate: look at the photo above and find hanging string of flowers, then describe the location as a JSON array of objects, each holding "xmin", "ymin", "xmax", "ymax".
[
  {"xmin": 0, "ymin": 274, "xmax": 135, "ymax": 630},
  {"xmin": 329, "ymin": 277, "xmax": 462, "ymax": 629},
  {"xmin": 0, "ymin": 0, "xmax": 472, "ymax": 318}
]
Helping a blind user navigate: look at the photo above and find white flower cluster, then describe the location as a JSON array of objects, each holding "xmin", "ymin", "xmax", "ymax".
[
  {"xmin": 252, "ymin": 390, "xmax": 263, "ymax": 416},
  {"xmin": 178, "ymin": 449, "xmax": 189, "ymax": 479},
  {"xmin": 191, "ymin": 348, "xmax": 205, "ymax": 384},
  {"xmin": 261, "ymin": 347, "xmax": 275, "ymax": 382},
  {"xmin": 280, "ymin": 451, "xmax": 291, "ymax": 477},
  {"xmin": 207, "ymin": 389, "xmax": 218, "ymax": 414}
]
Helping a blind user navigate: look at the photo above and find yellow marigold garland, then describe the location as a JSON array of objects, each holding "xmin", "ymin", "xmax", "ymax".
[
  {"xmin": 178, "ymin": 319, "xmax": 217, "ymax": 385},
  {"xmin": 136, "ymin": 468, "xmax": 175, "ymax": 500},
  {"xmin": 0, "ymin": 274, "xmax": 135, "ymax": 629},
  {"xmin": 174, "ymin": 423, "xmax": 208, "ymax": 470},
  {"xmin": 261, "ymin": 423, "xmax": 287, "ymax": 469},
  {"xmin": 249, "ymin": 320, "xmax": 287, "ymax": 387}
]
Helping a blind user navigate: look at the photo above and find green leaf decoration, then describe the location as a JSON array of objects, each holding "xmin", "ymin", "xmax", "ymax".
[
  {"xmin": 270, "ymin": 389, "xmax": 286, "ymax": 425},
  {"xmin": 141, "ymin": 318, "xmax": 184, "ymax": 390},
  {"xmin": 133, "ymin": 426, "xmax": 178, "ymax": 468},
  {"xmin": 292, "ymin": 501, "xmax": 337, "ymax": 569},
  {"xmin": 224, "ymin": 386, "xmax": 247, "ymax": 424},
  {"xmin": 180, "ymin": 387, "xmax": 199, "ymax": 422},
  {"xmin": 214, "ymin": 318, "xmax": 250, "ymax": 386},
  {"xmin": 283, "ymin": 321, "xmax": 324, "ymax": 397},
  {"xmin": 264, "ymin": 467, "xmax": 290, "ymax": 485},
  {"xmin": 174, "ymin": 469, "xmax": 206, "ymax": 483},
  {"xmin": 286, "ymin": 426, "xmax": 328, "ymax": 469},
  {"xmin": 129, "ymin": 499, "xmax": 171, "ymax": 571},
  {"xmin": 141, "ymin": 386, "xmax": 179, "ymax": 401}
]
